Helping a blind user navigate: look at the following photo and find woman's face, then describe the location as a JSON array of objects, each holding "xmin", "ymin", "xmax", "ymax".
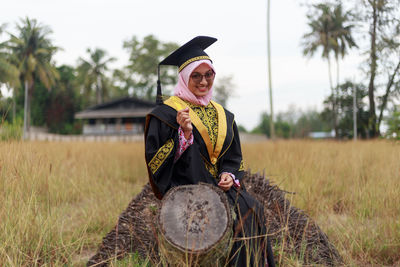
[{"xmin": 187, "ymin": 63, "xmax": 214, "ymax": 97}]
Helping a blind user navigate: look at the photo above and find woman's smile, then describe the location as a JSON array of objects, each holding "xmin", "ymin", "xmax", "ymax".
[{"xmin": 188, "ymin": 63, "xmax": 214, "ymax": 97}]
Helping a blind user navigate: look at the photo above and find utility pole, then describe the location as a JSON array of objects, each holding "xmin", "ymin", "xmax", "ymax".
[
  {"xmin": 267, "ymin": 0, "xmax": 275, "ymax": 139},
  {"xmin": 353, "ymin": 82, "xmax": 357, "ymax": 141}
]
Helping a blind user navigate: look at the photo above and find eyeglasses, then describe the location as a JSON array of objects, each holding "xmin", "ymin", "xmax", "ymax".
[{"xmin": 190, "ymin": 71, "xmax": 215, "ymax": 84}]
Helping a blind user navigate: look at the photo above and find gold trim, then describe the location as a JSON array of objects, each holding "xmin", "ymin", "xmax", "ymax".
[
  {"xmin": 178, "ymin": 56, "xmax": 211, "ymax": 72},
  {"xmin": 164, "ymin": 96, "xmax": 185, "ymax": 111},
  {"xmin": 210, "ymin": 101, "xmax": 227, "ymax": 165},
  {"xmin": 164, "ymin": 96, "xmax": 214, "ymax": 162},
  {"xmin": 239, "ymin": 160, "xmax": 244, "ymax": 171},
  {"xmin": 164, "ymin": 96, "xmax": 228, "ymax": 165},
  {"xmin": 148, "ymin": 138, "xmax": 174, "ymax": 174},
  {"xmin": 204, "ymin": 159, "xmax": 218, "ymax": 178},
  {"xmin": 218, "ymin": 119, "xmax": 235, "ymax": 160}
]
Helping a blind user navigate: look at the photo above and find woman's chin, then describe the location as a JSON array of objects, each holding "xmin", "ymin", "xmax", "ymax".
[{"xmin": 194, "ymin": 89, "xmax": 209, "ymax": 97}]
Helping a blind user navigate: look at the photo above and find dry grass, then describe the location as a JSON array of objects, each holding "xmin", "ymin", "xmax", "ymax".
[
  {"xmin": 0, "ymin": 142, "xmax": 148, "ymax": 266},
  {"xmin": 0, "ymin": 140, "xmax": 399, "ymax": 266},
  {"xmin": 243, "ymin": 140, "xmax": 400, "ymax": 266}
]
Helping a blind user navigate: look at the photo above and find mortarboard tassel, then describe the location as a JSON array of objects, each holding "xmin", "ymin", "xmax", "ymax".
[{"xmin": 156, "ymin": 65, "xmax": 163, "ymax": 105}]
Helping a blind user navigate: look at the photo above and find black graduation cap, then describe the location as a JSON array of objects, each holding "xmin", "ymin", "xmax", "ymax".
[{"xmin": 156, "ymin": 36, "xmax": 217, "ymax": 105}]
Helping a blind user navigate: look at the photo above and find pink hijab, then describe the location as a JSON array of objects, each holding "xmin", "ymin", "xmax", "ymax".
[{"xmin": 174, "ymin": 59, "xmax": 215, "ymax": 106}]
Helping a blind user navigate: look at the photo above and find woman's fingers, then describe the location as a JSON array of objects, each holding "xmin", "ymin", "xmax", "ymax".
[
  {"xmin": 220, "ymin": 173, "xmax": 231, "ymax": 182},
  {"xmin": 220, "ymin": 179, "xmax": 233, "ymax": 187},
  {"xmin": 218, "ymin": 174, "xmax": 233, "ymax": 191},
  {"xmin": 181, "ymin": 117, "xmax": 192, "ymax": 128},
  {"xmin": 180, "ymin": 115, "xmax": 190, "ymax": 123},
  {"xmin": 176, "ymin": 108, "xmax": 192, "ymax": 132},
  {"xmin": 177, "ymin": 108, "xmax": 189, "ymax": 117},
  {"xmin": 177, "ymin": 109, "xmax": 190, "ymax": 123}
]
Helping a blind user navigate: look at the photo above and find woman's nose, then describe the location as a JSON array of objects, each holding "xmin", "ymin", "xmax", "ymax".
[{"xmin": 199, "ymin": 75, "xmax": 208, "ymax": 85}]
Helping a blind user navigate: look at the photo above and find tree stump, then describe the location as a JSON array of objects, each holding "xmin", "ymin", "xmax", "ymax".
[{"xmin": 158, "ymin": 183, "xmax": 232, "ymax": 267}]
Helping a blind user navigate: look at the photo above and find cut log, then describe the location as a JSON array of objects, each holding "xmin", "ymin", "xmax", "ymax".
[{"xmin": 158, "ymin": 183, "xmax": 232, "ymax": 266}]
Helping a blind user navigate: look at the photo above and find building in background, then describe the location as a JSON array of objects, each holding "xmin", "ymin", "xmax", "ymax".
[
  {"xmin": 308, "ymin": 130, "xmax": 335, "ymax": 139},
  {"xmin": 75, "ymin": 97, "xmax": 155, "ymax": 135}
]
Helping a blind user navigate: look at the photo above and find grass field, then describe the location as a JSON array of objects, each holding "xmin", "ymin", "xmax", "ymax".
[{"xmin": 0, "ymin": 140, "xmax": 399, "ymax": 266}]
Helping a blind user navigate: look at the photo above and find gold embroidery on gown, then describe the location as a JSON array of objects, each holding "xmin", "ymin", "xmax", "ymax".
[
  {"xmin": 186, "ymin": 101, "xmax": 219, "ymax": 177},
  {"xmin": 148, "ymin": 138, "xmax": 174, "ymax": 174},
  {"xmin": 187, "ymin": 102, "xmax": 218, "ymax": 149}
]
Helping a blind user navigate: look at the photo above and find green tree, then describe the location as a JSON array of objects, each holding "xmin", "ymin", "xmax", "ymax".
[
  {"xmin": 358, "ymin": 0, "xmax": 400, "ymax": 137},
  {"xmin": 0, "ymin": 23, "xmax": 20, "ymax": 121},
  {"xmin": 0, "ymin": 24, "xmax": 19, "ymax": 87},
  {"xmin": 377, "ymin": 58, "xmax": 400, "ymax": 132},
  {"xmin": 77, "ymin": 48, "xmax": 116, "ymax": 106},
  {"xmin": 252, "ymin": 112, "xmax": 271, "ymax": 137},
  {"xmin": 12, "ymin": 65, "xmax": 83, "ymax": 134},
  {"xmin": 275, "ymin": 115, "xmax": 292, "ymax": 139},
  {"xmin": 110, "ymin": 69, "xmax": 134, "ymax": 98},
  {"xmin": 331, "ymin": 3, "xmax": 358, "ymax": 103},
  {"xmin": 293, "ymin": 110, "xmax": 331, "ymax": 138},
  {"xmin": 8, "ymin": 17, "xmax": 59, "ymax": 137},
  {"xmin": 384, "ymin": 107, "xmax": 400, "ymax": 139},
  {"xmin": 321, "ymin": 81, "xmax": 369, "ymax": 138},
  {"xmin": 253, "ymin": 108, "xmax": 331, "ymax": 139},
  {"xmin": 213, "ymin": 75, "xmax": 235, "ymax": 107},
  {"xmin": 302, "ymin": 3, "xmax": 337, "ymax": 136},
  {"xmin": 237, "ymin": 124, "xmax": 248, "ymax": 133},
  {"xmin": 252, "ymin": 112, "xmax": 293, "ymax": 139},
  {"xmin": 302, "ymin": 3, "xmax": 357, "ymax": 138},
  {"xmin": 45, "ymin": 65, "xmax": 82, "ymax": 134},
  {"xmin": 123, "ymin": 35, "xmax": 178, "ymax": 100}
]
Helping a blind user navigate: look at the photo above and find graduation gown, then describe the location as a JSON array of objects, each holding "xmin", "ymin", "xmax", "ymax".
[{"xmin": 144, "ymin": 96, "xmax": 274, "ymax": 267}]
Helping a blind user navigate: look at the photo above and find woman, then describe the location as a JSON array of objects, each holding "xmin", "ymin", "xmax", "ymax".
[{"xmin": 145, "ymin": 36, "xmax": 275, "ymax": 267}]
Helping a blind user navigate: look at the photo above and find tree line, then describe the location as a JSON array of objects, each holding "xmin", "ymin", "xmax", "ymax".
[
  {"xmin": 303, "ymin": 0, "xmax": 399, "ymax": 139},
  {"xmin": 0, "ymin": 18, "xmax": 235, "ymax": 138},
  {"xmin": 0, "ymin": 18, "xmax": 180, "ymax": 136},
  {"xmin": 1, "ymin": 0, "xmax": 399, "ymax": 139},
  {"xmin": 251, "ymin": 0, "xmax": 399, "ymax": 139}
]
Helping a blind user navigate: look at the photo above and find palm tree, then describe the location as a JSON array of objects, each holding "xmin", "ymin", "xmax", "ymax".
[
  {"xmin": 331, "ymin": 4, "xmax": 357, "ymax": 114},
  {"xmin": 302, "ymin": 3, "xmax": 356, "ymax": 138},
  {"xmin": 77, "ymin": 48, "xmax": 116, "ymax": 105},
  {"xmin": 331, "ymin": 4, "xmax": 357, "ymax": 85},
  {"xmin": 8, "ymin": 17, "xmax": 59, "ymax": 138},
  {"xmin": 0, "ymin": 24, "xmax": 19, "ymax": 85},
  {"xmin": 302, "ymin": 4, "xmax": 337, "ymax": 136},
  {"xmin": 0, "ymin": 24, "xmax": 20, "ymax": 121}
]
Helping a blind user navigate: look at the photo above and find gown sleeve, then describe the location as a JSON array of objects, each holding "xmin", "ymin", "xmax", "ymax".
[
  {"xmin": 218, "ymin": 121, "xmax": 245, "ymax": 181},
  {"xmin": 145, "ymin": 116, "xmax": 179, "ymax": 196}
]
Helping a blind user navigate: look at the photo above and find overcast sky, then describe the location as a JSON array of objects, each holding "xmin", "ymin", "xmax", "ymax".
[{"xmin": 1, "ymin": 0, "xmax": 363, "ymax": 130}]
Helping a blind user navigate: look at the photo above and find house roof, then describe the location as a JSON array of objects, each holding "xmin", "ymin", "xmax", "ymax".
[{"xmin": 75, "ymin": 97, "xmax": 155, "ymax": 119}]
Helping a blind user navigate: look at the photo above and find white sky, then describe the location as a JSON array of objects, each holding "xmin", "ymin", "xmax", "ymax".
[{"xmin": 1, "ymin": 0, "xmax": 364, "ymax": 130}]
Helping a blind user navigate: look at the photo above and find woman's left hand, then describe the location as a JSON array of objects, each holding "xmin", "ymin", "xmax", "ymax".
[{"xmin": 218, "ymin": 173, "xmax": 233, "ymax": 191}]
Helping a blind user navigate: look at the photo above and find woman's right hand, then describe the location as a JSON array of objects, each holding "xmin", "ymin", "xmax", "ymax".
[{"xmin": 176, "ymin": 108, "xmax": 193, "ymax": 139}]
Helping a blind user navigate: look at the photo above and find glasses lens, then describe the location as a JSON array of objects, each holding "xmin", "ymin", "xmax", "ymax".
[
  {"xmin": 191, "ymin": 71, "xmax": 215, "ymax": 83},
  {"xmin": 191, "ymin": 73, "xmax": 202, "ymax": 83},
  {"xmin": 205, "ymin": 71, "xmax": 214, "ymax": 80}
]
